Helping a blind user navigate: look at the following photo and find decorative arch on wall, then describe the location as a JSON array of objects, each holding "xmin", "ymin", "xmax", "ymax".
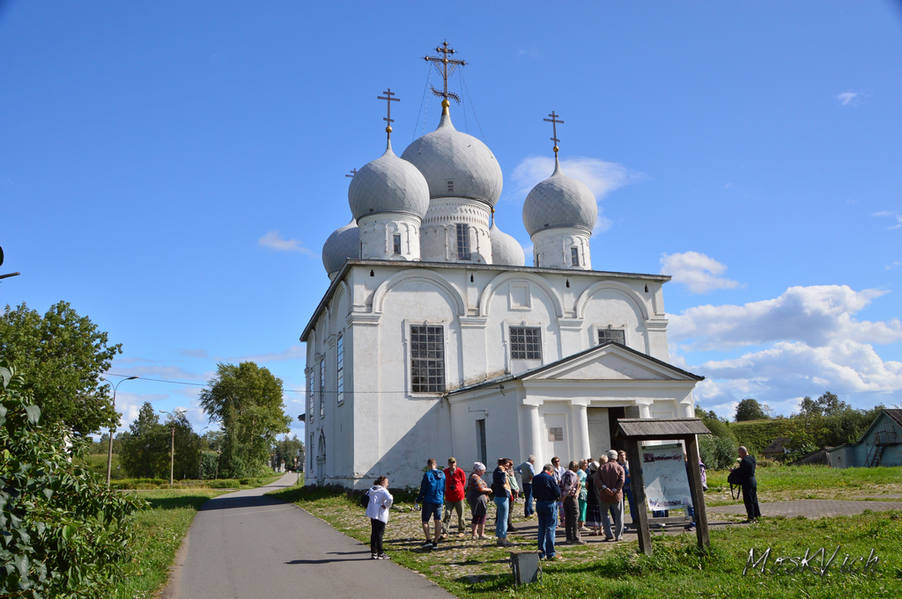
[
  {"xmin": 329, "ymin": 281, "xmax": 351, "ymax": 327},
  {"xmin": 574, "ymin": 280, "xmax": 649, "ymax": 321},
  {"xmin": 371, "ymin": 269, "xmax": 467, "ymax": 316},
  {"xmin": 478, "ymin": 271, "xmax": 564, "ymax": 317}
]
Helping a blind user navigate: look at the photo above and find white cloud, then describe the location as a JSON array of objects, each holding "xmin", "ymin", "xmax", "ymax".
[
  {"xmin": 886, "ymin": 261, "xmax": 901, "ymax": 271},
  {"xmin": 674, "ymin": 284, "xmax": 902, "ymax": 416},
  {"xmin": 258, "ymin": 231, "xmax": 314, "ymax": 254},
  {"xmin": 180, "ymin": 348, "xmax": 209, "ymax": 358},
  {"xmin": 670, "ymin": 285, "xmax": 902, "ymax": 350},
  {"xmin": 873, "ymin": 211, "xmax": 902, "ymax": 230},
  {"xmin": 697, "ymin": 340, "xmax": 902, "ymax": 398},
  {"xmin": 510, "ymin": 156, "xmax": 632, "ymax": 233},
  {"xmin": 660, "ymin": 251, "xmax": 740, "ymax": 294},
  {"xmin": 836, "ymin": 91, "xmax": 860, "ymax": 106}
]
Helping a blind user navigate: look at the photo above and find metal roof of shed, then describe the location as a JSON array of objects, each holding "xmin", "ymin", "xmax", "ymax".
[{"xmin": 616, "ymin": 418, "xmax": 711, "ymax": 439}]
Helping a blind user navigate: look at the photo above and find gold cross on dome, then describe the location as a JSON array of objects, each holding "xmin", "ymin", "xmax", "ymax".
[
  {"xmin": 424, "ymin": 40, "xmax": 466, "ymax": 105},
  {"xmin": 377, "ymin": 88, "xmax": 400, "ymax": 142},
  {"xmin": 543, "ymin": 111, "xmax": 565, "ymax": 156}
]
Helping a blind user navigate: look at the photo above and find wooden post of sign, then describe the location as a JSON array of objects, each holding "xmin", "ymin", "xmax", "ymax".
[
  {"xmin": 625, "ymin": 438, "xmax": 652, "ymax": 555},
  {"xmin": 685, "ymin": 434, "xmax": 710, "ymax": 549}
]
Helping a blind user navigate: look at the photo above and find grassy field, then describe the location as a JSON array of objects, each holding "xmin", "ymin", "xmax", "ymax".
[
  {"xmin": 111, "ymin": 488, "xmax": 226, "ymax": 599},
  {"xmin": 272, "ymin": 466, "xmax": 902, "ymax": 599},
  {"xmin": 704, "ymin": 464, "xmax": 902, "ymax": 506}
]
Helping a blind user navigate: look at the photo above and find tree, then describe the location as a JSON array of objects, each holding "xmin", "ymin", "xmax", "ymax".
[
  {"xmin": 119, "ymin": 403, "xmax": 169, "ymax": 478},
  {"xmin": 272, "ymin": 435, "xmax": 304, "ymax": 471},
  {"xmin": 120, "ymin": 403, "xmax": 202, "ymax": 479},
  {"xmin": 0, "ymin": 360, "xmax": 140, "ymax": 597},
  {"xmin": 799, "ymin": 391, "xmax": 851, "ymax": 418},
  {"xmin": 0, "ymin": 301, "xmax": 121, "ymax": 434},
  {"xmin": 735, "ymin": 398, "xmax": 770, "ymax": 421},
  {"xmin": 199, "ymin": 362, "xmax": 290, "ymax": 478}
]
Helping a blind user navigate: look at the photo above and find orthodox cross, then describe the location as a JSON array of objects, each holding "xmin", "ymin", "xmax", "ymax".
[
  {"xmin": 424, "ymin": 40, "xmax": 466, "ymax": 104},
  {"xmin": 345, "ymin": 168, "xmax": 358, "ymax": 179},
  {"xmin": 377, "ymin": 88, "xmax": 400, "ymax": 142},
  {"xmin": 544, "ymin": 111, "xmax": 564, "ymax": 157}
]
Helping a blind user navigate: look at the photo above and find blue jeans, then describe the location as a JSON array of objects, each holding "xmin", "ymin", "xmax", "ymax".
[
  {"xmin": 522, "ymin": 482, "xmax": 534, "ymax": 517},
  {"xmin": 536, "ymin": 500, "xmax": 557, "ymax": 558},
  {"xmin": 493, "ymin": 496, "xmax": 509, "ymax": 539},
  {"xmin": 624, "ymin": 487, "xmax": 638, "ymax": 525}
]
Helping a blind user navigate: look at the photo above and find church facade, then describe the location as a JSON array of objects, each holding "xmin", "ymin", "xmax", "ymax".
[{"xmin": 301, "ymin": 46, "xmax": 702, "ymax": 488}]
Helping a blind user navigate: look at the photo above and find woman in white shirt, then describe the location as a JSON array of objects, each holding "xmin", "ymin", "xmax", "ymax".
[{"xmin": 365, "ymin": 476, "xmax": 394, "ymax": 559}]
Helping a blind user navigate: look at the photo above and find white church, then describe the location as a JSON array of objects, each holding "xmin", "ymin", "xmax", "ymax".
[{"xmin": 302, "ymin": 44, "xmax": 702, "ymax": 488}]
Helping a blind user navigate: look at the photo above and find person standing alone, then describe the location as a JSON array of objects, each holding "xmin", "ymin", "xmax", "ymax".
[
  {"xmin": 734, "ymin": 446, "xmax": 760, "ymax": 523},
  {"xmin": 365, "ymin": 476, "xmax": 393, "ymax": 560}
]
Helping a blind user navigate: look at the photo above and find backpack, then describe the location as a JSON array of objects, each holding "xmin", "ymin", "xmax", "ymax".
[{"xmin": 360, "ymin": 490, "xmax": 370, "ymax": 509}]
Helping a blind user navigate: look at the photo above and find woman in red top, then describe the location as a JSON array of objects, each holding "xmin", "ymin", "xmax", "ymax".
[{"xmin": 441, "ymin": 457, "xmax": 468, "ymax": 537}]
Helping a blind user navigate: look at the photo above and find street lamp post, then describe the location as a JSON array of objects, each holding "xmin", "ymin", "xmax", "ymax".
[{"xmin": 106, "ymin": 376, "xmax": 138, "ymax": 486}]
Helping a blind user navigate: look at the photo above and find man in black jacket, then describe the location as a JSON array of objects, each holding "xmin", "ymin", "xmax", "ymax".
[{"xmin": 735, "ymin": 446, "xmax": 761, "ymax": 522}]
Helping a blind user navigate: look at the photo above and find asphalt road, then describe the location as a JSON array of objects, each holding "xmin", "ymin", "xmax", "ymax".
[{"xmin": 167, "ymin": 473, "xmax": 455, "ymax": 599}]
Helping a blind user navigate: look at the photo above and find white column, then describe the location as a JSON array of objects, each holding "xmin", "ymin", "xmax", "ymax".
[
  {"xmin": 637, "ymin": 399, "xmax": 652, "ymax": 419},
  {"xmin": 572, "ymin": 401, "xmax": 591, "ymax": 461},
  {"xmin": 521, "ymin": 403, "xmax": 543, "ymax": 465}
]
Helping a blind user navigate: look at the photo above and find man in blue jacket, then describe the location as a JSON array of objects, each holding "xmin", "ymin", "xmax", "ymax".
[
  {"xmin": 417, "ymin": 458, "xmax": 445, "ymax": 549},
  {"xmin": 532, "ymin": 464, "xmax": 560, "ymax": 560}
]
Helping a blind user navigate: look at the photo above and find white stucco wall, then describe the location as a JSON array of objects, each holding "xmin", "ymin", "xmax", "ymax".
[{"xmin": 302, "ymin": 261, "xmax": 690, "ymax": 489}]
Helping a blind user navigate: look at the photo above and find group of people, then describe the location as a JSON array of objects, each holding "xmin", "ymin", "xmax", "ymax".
[{"xmin": 363, "ymin": 446, "xmax": 761, "ymax": 560}]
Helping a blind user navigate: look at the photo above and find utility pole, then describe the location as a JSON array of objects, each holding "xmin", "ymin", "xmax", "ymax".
[{"xmin": 169, "ymin": 421, "xmax": 175, "ymax": 488}]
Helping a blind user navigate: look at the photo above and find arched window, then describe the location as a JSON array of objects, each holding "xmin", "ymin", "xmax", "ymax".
[{"xmin": 316, "ymin": 432, "xmax": 326, "ymax": 484}]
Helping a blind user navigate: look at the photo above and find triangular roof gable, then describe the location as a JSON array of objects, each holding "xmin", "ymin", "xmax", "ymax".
[
  {"xmin": 853, "ymin": 409, "xmax": 902, "ymax": 446},
  {"xmin": 520, "ymin": 342, "xmax": 704, "ymax": 383}
]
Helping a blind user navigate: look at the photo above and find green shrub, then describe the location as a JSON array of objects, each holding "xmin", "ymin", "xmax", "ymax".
[{"xmin": 0, "ymin": 362, "xmax": 142, "ymax": 598}]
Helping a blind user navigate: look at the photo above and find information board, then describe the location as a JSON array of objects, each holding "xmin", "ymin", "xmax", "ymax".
[{"xmin": 640, "ymin": 442, "xmax": 691, "ymax": 510}]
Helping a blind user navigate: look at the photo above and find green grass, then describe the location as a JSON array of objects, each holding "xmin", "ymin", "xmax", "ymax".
[
  {"xmin": 703, "ymin": 464, "xmax": 902, "ymax": 506},
  {"xmin": 272, "ymin": 472, "xmax": 902, "ymax": 599},
  {"xmin": 108, "ymin": 471, "xmax": 286, "ymax": 490},
  {"xmin": 110, "ymin": 488, "xmax": 227, "ymax": 599}
]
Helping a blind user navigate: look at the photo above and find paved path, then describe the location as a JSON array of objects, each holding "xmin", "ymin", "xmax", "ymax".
[
  {"xmin": 708, "ymin": 498, "xmax": 902, "ymax": 519},
  {"xmin": 168, "ymin": 473, "xmax": 454, "ymax": 599}
]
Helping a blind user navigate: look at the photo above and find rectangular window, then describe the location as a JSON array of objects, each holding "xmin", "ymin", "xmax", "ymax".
[
  {"xmin": 392, "ymin": 234, "xmax": 401, "ymax": 255},
  {"xmin": 510, "ymin": 326, "xmax": 542, "ymax": 360},
  {"xmin": 475, "ymin": 419, "xmax": 487, "ymax": 465},
  {"xmin": 319, "ymin": 358, "xmax": 325, "ymax": 417},
  {"xmin": 305, "ymin": 370, "xmax": 313, "ymax": 421},
  {"xmin": 456, "ymin": 223, "xmax": 470, "ymax": 260},
  {"xmin": 548, "ymin": 426, "xmax": 564, "ymax": 442},
  {"xmin": 598, "ymin": 329, "xmax": 626, "ymax": 345},
  {"xmin": 410, "ymin": 325, "xmax": 445, "ymax": 392},
  {"xmin": 571, "ymin": 247, "xmax": 580, "ymax": 266},
  {"xmin": 336, "ymin": 334, "xmax": 344, "ymax": 404}
]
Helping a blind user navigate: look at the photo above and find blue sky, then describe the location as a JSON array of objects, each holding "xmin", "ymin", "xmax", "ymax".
[{"xmin": 2, "ymin": 1, "xmax": 901, "ymax": 441}]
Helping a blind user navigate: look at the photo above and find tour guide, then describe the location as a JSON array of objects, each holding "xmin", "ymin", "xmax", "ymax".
[{"xmin": 531, "ymin": 463, "xmax": 561, "ymax": 560}]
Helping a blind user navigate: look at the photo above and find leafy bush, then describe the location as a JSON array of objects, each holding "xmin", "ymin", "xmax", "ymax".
[
  {"xmin": 0, "ymin": 362, "xmax": 142, "ymax": 598},
  {"xmin": 698, "ymin": 434, "xmax": 736, "ymax": 470}
]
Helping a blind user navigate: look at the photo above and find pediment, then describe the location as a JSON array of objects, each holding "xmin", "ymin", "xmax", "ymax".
[{"xmin": 523, "ymin": 344, "xmax": 699, "ymax": 382}]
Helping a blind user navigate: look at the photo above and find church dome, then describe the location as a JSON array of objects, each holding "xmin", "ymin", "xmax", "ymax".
[
  {"xmin": 322, "ymin": 219, "xmax": 360, "ymax": 276},
  {"xmin": 401, "ymin": 107, "xmax": 503, "ymax": 206},
  {"xmin": 490, "ymin": 223, "xmax": 525, "ymax": 266},
  {"xmin": 522, "ymin": 158, "xmax": 597, "ymax": 237},
  {"xmin": 348, "ymin": 142, "xmax": 429, "ymax": 221}
]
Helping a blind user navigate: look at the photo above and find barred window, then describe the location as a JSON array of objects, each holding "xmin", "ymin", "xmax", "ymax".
[
  {"xmin": 510, "ymin": 326, "xmax": 542, "ymax": 360},
  {"xmin": 598, "ymin": 329, "xmax": 625, "ymax": 345},
  {"xmin": 410, "ymin": 325, "xmax": 445, "ymax": 393},
  {"xmin": 571, "ymin": 247, "xmax": 580, "ymax": 266},
  {"xmin": 336, "ymin": 334, "xmax": 344, "ymax": 404},
  {"xmin": 319, "ymin": 358, "xmax": 325, "ymax": 417},
  {"xmin": 392, "ymin": 234, "xmax": 401, "ymax": 255},
  {"xmin": 456, "ymin": 223, "xmax": 470, "ymax": 260}
]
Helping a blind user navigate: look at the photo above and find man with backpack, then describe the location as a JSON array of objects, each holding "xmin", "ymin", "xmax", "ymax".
[{"xmin": 417, "ymin": 458, "xmax": 445, "ymax": 549}]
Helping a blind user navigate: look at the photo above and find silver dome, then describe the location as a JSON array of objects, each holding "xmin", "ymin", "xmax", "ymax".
[
  {"xmin": 401, "ymin": 107, "xmax": 503, "ymax": 206},
  {"xmin": 522, "ymin": 159, "xmax": 597, "ymax": 237},
  {"xmin": 322, "ymin": 219, "xmax": 360, "ymax": 276},
  {"xmin": 348, "ymin": 142, "xmax": 429, "ymax": 221},
  {"xmin": 490, "ymin": 224, "xmax": 525, "ymax": 266}
]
